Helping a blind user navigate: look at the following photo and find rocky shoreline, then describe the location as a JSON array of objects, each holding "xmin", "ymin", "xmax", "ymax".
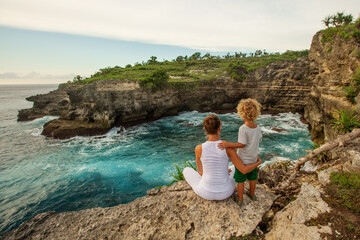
[{"xmin": 18, "ymin": 57, "xmax": 311, "ymax": 139}]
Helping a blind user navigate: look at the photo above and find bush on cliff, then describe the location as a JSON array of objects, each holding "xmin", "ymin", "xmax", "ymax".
[
  {"xmin": 344, "ymin": 68, "xmax": 360, "ymax": 104},
  {"xmin": 167, "ymin": 158, "xmax": 197, "ymax": 186},
  {"xmin": 226, "ymin": 50, "xmax": 308, "ymax": 81},
  {"xmin": 140, "ymin": 69, "xmax": 170, "ymax": 89},
  {"xmin": 227, "ymin": 62, "xmax": 248, "ymax": 81},
  {"xmin": 331, "ymin": 108, "xmax": 360, "ymax": 134}
]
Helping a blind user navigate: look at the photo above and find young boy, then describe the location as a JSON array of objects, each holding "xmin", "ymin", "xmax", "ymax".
[{"xmin": 218, "ymin": 98, "xmax": 262, "ymax": 206}]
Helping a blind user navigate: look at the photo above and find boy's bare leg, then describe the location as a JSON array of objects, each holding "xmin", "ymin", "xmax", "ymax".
[
  {"xmin": 237, "ymin": 182, "xmax": 245, "ymax": 201},
  {"xmin": 248, "ymin": 180, "xmax": 256, "ymax": 196}
]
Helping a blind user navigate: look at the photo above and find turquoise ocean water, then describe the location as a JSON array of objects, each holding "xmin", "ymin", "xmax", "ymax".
[{"xmin": 0, "ymin": 84, "xmax": 312, "ymax": 234}]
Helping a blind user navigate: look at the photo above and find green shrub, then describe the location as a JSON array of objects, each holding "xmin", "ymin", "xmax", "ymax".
[
  {"xmin": 344, "ymin": 86, "xmax": 359, "ymax": 104},
  {"xmin": 227, "ymin": 62, "xmax": 248, "ymax": 81},
  {"xmin": 331, "ymin": 108, "xmax": 360, "ymax": 134},
  {"xmin": 354, "ymin": 68, "xmax": 360, "ymax": 85},
  {"xmin": 352, "ymin": 30, "xmax": 360, "ymax": 43},
  {"xmin": 168, "ymin": 159, "xmax": 197, "ymax": 186},
  {"xmin": 344, "ymin": 68, "xmax": 360, "ymax": 104},
  {"xmin": 141, "ymin": 68, "xmax": 169, "ymax": 89}
]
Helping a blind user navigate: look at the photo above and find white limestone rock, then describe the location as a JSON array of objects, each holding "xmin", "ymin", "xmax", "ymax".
[
  {"xmin": 318, "ymin": 168, "xmax": 339, "ymax": 185},
  {"xmin": 265, "ymin": 183, "xmax": 332, "ymax": 240}
]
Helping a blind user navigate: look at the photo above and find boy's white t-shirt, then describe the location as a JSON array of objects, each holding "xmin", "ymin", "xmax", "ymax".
[{"xmin": 236, "ymin": 124, "xmax": 262, "ymax": 165}]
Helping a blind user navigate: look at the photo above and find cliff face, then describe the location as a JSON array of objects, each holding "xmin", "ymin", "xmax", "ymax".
[
  {"xmin": 18, "ymin": 58, "xmax": 311, "ymax": 139},
  {"xmin": 304, "ymin": 31, "xmax": 360, "ymax": 143}
]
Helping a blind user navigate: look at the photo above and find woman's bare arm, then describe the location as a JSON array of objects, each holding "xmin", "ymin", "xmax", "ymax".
[
  {"xmin": 195, "ymin": 145, "xmax": 203, "ymax": 176},
  {"xmin": 226, "ymin": 148, "xmax": 261, "ymax": 174}
]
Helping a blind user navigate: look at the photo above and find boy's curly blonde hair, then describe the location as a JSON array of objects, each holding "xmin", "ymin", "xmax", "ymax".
[{"xmin": 237, "ymin": 98, "xmax": 261, "ymax": 121}]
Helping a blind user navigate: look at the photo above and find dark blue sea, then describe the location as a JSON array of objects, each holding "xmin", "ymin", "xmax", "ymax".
[{"xmin": 0, "ymin": 84, "xmax": 312, "ymax": 234}]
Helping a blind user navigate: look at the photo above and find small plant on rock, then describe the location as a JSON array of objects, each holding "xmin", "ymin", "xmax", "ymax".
[
  {"xmin": 312, "ymin": 143, "xmax": 331, "ymax": 164},
  {"xmin": 344, "ymin": 68, "xmax": 360, "ymax": 104},
  {"xmin": 331, "ymin": 108, "xmax": 360, "ymax": 134},
  {"xmin": 167, "ymin": 158, "xmax": 197, "ymax": 186}
]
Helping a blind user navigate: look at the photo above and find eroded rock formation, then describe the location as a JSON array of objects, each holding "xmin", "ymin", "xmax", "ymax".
[
  {"xmin": 17, "ymin": 84, "xmax": 72, "ymax": 121},
  {"xmin": 265, "ymin": 183, "xmax": 332, "ymax": 240},
  {"xmin": 304, "ymin": 31, "xmax": 360, "ymax": 143}
]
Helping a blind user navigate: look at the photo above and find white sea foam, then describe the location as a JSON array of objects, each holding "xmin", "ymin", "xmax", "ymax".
[
  {"xmin": 278, "ymin": 144, "xmax": 296, "ymax": 153},
  {"xmin": 24, "ymin": 127, "xmax": 41, "ymax": 136},
  {"xmin": 223, "ymin": 112, "xmax": 238, "ymax": 117},
  {"xmin": 260, "ymin": 126, "xmax": 279, "ymax": 134},
  {"xmin": 103, "ymin": 145, "xmax": 122, "ymax": 156},
  {"xmin": 28, "ymin": 116, "xmax": 59, "ymax": 124},
  {"xmin": 77, "ymin": 166, "xmax": 87, "ymax": 172},
  {"xmin": 258, "ymin": 114, "xmax": 273, "ymax": 119},
  {"xmin": 42, "ymin": 164, "xmax": 52, "ymax": 170},
  {"xmin": 175, "ymin": 111, "xmax": 203, "ymax": 126},
  {"xmin": 30, "ymin": 128, "xmax": 42, "ymax": 137},
  {"xmin": 178, "ymin": 110, "xmax": 199, "ymax": 118},
  {"xmin": 106, "ymin": 127, "xmax": 122, "ymax": 136},
  {"xmin": 260, "ymin": 156, "xmax": 293, "ymax": 169}
]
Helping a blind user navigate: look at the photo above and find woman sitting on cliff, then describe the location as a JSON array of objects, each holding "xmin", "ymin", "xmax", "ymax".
[{"xmin": 183, "ymin": 114, "xmax": 262, "ymax": 201}]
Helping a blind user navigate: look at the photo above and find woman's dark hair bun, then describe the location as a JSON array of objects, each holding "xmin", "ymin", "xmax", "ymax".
[{"xmin": 203, "ymin": 114, "xmax": 221, "ymax": 135}]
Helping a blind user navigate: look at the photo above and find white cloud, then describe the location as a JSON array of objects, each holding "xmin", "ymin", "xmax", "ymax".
[
  {"xmin": 0, "ymin": 71, "xmax": 74, "ymax": 79},
  {"xmin": 0, "ymin": 71, "xmax": 77, "ymax": 84},
  {"xmin": 0, "ymin": 0, "xmax": 359, "ymax": 51}
]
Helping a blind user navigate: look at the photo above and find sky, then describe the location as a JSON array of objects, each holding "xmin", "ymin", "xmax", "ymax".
[{"xmin": 0, "ymin": 0, "xmax": 359, "ymax": 84}]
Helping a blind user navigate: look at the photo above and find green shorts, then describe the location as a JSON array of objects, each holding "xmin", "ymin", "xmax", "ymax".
[{"xmin": 233, "ymin": 167, "xmax": 258, "ymax": 183}]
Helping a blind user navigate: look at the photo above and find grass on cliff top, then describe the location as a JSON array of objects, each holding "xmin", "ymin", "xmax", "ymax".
[
  {"xmin": 69, "ymin": 50, "xmax": 308, "ymax": 85},
  {"xmin": 326, "ymin": 171, "xmax": 360, "ymax": 214}
]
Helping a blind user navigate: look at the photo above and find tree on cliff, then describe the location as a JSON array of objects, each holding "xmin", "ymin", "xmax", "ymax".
[
  {"xmin": 176, "ymin": 56, "xmax": 184, "ymax": 63},
  {"xmin": 73, "ymin": 75, "xmax": 83, "ymax": 82},
  {"xmin": 189, "ymin": 52, "xmax": 201, "ymax": 60},
  {"xmin": 323, "ymin": 12, "xmax": 353, "ymax": 28},
  {"xmin": 147, "ymin": 56, "xmax": 158, "ymax": 65}
]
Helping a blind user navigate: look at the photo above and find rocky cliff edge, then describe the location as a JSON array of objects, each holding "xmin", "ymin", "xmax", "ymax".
[{"xmin": 18, "ymin": 58, "xmax": 311, "ymax": 139}]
